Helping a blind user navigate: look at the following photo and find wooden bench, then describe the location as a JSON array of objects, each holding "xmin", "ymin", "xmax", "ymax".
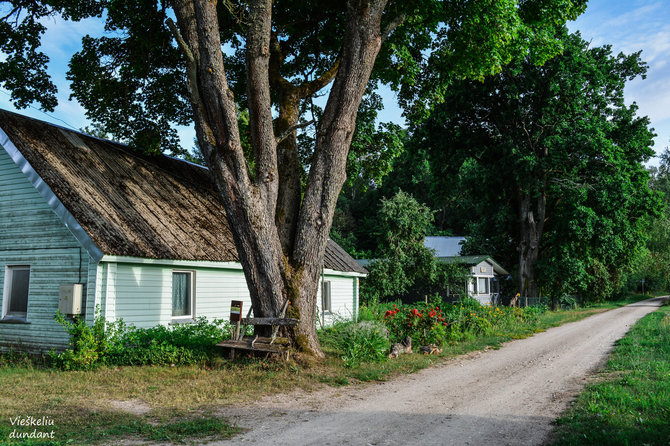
[{"xmin": 216, "ymin": 301, "xmax": 298, "ymax": 360}]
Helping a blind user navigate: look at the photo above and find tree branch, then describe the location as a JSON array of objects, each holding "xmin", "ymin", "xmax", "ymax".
[
  {"xmin": 166, "ymin": 18, "xmax": 199, "ymax": 98},
  {"xmin": 298, "ymin": 56, "xmax": 341, "ymax": 97},
  {"xmin": 246, "ymin": 0, "xmax": 278, "ymax": 198},
  {"xmin": 382, "ymin": 14, "xmax": 406, "ymax": 43},
  {"xmin": 276, "ymin": 119, "xmax": 316, "ymax": 145}
]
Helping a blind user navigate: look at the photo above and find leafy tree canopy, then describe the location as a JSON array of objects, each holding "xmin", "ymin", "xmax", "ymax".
[
  {"xmin": 374, "ymin": 28, "xmax": 659, "ymax": 302},
  {"xmin": 2, "ymin": 0, "xmax": 586, "ymax": 156}
]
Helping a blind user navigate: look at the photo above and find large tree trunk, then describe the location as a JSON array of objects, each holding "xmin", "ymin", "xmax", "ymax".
[
  {"xmin": 517, "ymin": 189, "xmax": 546, "ymax": 299},
  {"xmin": 170, "ymin": 0, "xmax": 388, "ymax": 357}
]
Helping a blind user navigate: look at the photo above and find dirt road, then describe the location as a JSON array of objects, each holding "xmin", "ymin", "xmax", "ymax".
[{"xmin": 217, "ymin": 297, "xmax": 665, "ymax": 446}]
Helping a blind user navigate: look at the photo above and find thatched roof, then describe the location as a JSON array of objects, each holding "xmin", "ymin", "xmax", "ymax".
[{"xmin": 0, "ymin": 109, "xmax": 367, "ymax": 275}]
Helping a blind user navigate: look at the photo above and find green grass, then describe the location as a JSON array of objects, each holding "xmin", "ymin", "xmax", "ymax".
[
  {"xmin": 552, "ymin": 301, "xmax": 670, "ymax": 445},
  {"xmin": 0, "ymin": 295, "xmax": 653, "ymax": 445},
  {"xmin": 0, "ymin": 411, "xmax": 240, "ymax": 445}
]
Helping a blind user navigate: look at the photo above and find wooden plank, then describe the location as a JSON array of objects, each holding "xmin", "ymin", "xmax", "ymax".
[
  {"xmin": 216, "ymin": 340, "xmax": 284, "ymax": 354},
  {"xmin": 240, "ymin": 317, "xmax": 299, "ymax": 326}
]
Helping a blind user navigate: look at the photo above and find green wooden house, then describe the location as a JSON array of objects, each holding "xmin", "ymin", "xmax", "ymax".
[{"xmin": 0, "ymin": 110, "xmax": 366, "ymax": 352}]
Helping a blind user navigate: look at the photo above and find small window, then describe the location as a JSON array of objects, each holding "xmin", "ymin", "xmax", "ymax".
[
  {"xmin": 477, "ymin": 277, "xmax": 489, "ymax": 294},
  {"xmin": 3, "ymin": 266, "xmax": 30, "ymax": 320},
  {"xmin": 321, "ymin": 280, "xmax": 332, "ymax": 313},
  {"xmin": 172, "ymin": 271, "xmax": 194, "ymax": 318}
]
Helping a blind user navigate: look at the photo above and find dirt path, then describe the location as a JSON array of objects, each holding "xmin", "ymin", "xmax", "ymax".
[{"xmin": 214, "ymin": 297, "xmax": 665, "ymax": 446}]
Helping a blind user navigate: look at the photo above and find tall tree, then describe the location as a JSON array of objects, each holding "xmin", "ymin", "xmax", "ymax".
[
  {"xmin": 402, "ymin": 28, "xmax": 659, "ymax": 301},
  {"xmin": 640, "ymin": 148, "xmax": 670, "ymax": 292},
  {"xmin": 0, "ymin": 0, "xmax": 586, "ymax": 355}
]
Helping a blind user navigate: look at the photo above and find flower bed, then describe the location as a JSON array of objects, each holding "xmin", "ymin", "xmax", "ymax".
[{"xmin": 381, "ymin": 298, "xmax": 547, "ymax": 345}]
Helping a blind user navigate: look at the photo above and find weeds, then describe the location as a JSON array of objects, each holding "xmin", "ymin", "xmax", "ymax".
[{"xmin": 320, "ymin": 321, "xmax": 390, "ymax": 367}]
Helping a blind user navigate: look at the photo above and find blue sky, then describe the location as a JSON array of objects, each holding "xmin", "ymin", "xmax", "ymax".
[{"xmin": 1, "ymin": 1, "xmax": 669, "ymax": 164}]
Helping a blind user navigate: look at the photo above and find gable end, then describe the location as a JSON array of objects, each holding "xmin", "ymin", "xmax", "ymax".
[{"xmin": 0, "ymin": 126, "xmax": 103, "ymax": 262}]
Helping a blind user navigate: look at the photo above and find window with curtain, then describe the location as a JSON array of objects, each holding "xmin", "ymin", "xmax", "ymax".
[{"xmin": 172, "ymin": 271, "xmax": 192, "ymax": 317}]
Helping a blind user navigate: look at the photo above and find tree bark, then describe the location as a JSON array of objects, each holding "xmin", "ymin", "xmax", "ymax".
[
  {"xmin": 170, "ymin": 0, "xmax": 388, "ymax": 357},
  {"xmin": 517, "ymin": 189, "xmax": 546, "ymax": 299}
]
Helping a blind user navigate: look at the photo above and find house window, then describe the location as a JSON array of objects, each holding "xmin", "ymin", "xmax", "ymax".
[
  {"xmin": 321, "ymin": 280, "xmax": 332, "ymax": 313},
  {"xmin": 3, "ymin": 266, "xmax": 31, "ymax": 320},
  {"xmin": 172, "ymin": 271, "xmax": 194, "ymax": 318},
  {"xmin": 477, "ymin": 277, "xmax": 489, "ymax": 294}
]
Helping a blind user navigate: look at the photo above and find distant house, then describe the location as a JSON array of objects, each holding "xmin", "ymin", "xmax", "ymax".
[
  {"xmin": 424, "ymin": 236, "xmax": 510, "ymax": 305},
  {"xmin": 0, "ymin": 110, "xmax": 366, "ymax": 352}
]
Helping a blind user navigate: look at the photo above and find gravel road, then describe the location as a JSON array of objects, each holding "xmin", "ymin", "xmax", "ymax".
[{"xmin": 216, "ymin": 297, "xmax": 665, "ymax": 446}]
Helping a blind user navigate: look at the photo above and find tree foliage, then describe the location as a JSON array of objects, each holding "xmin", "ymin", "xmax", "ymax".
[
  {"xmin": 361, "ymin": 190, "xmax": 468, "ymax": 303},
  {"xmin": 632, "ymin": 148, "xmax": 670, "ymax": 292},
  {"xmin": 381, "ymin": 28, "xmax": 659, "ymax": 302}
]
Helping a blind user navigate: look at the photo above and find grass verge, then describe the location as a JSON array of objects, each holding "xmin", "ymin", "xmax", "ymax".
[
  {"xmin": 0, "ymin": 295, "xmax": 653, "ymax": 445},
  {"xmin": 551, "ymin": 300, "xmax": 670, "ymax": 445}
]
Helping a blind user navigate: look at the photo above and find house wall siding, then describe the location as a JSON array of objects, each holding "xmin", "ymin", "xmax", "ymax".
[
  {"xmin": 0, "ymin": 148, "xmax": 92, "ymax": 352},
  {"xmin": 470, "ymin": 261, "xmax": 495, "ymax": 305},
  {"xmin": 107, "ymin": 261, "xmax": 359, "ymax": 329},
  {"xmin": 317, "ymin": 274, "xmax": 358, "ymax": 326},
  {"xmin": 110, "ymin": 263, "xmax": 253, "ymax": 327}
]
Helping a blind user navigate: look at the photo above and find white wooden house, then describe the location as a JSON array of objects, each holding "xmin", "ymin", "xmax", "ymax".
[
  {"xmin": 424, "ymin": 236, "xmax": 509, "ymax": 305},
  {"xmin": 0, "ymin": 110, "xmax": 366, "ymax": 352}
]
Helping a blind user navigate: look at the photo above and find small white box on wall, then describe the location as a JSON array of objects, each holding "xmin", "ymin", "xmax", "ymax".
[{"xmin": 59, "ymin": 284, "xmax": 83, "ymax": 315}]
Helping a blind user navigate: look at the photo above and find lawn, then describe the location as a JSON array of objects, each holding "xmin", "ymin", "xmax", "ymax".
[
  {"xmin": 552, "ymin": 300, "xmax": 670, "ymax": 445},
  {"xmin": 0, "ymin": 294, "xmax": 654, "ymax": 445}
]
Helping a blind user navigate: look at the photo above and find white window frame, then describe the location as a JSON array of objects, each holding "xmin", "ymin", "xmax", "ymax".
[
  {"xmin": 477, "ymin": 277, "xmax": 489, "ymax": 295},
  {"xmin": 171, "ymin": 270, "xmax": 195, "ymax": 321},
  {"xmin": 321, "ymin": 280, "xmax": 332, "ymax": 313},
  {"xmin": 2, "ymin": 265, "xmax": 31, "ymax": 321}
]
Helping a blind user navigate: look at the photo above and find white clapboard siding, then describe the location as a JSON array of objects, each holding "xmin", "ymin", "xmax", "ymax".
[
  {"xmin": 107, "ymin": 263, "xmax": 358, "ymax": 329},
  {"xmin": 470, "ymin": 260, "xmax": 495, "ymax": 305},
  {"xmin": 0, "ymin": 148, "xmax": 94, "ymax": 352},
  {"xmin": 108, "ymin": 263, "xmax": 253, "ymax": 327},
  {"xmin": 316, "ymin": 273, "xmax": 358, "ymax": 326}
]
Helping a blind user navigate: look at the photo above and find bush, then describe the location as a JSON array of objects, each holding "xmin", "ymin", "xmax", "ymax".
[
  {"xmin": 321, "ymin": 321, "xmax": 391, "ymax": 367},
  {"xmin": 51, "ymin": 311, "xmax": 230, "ymax": 370},
  {"xmin": 383, "ymin": 303, "xmax": 448, "ymax": 345},
  {"xmin": 106, "ymin": 317, "xmax": 229, "ymax": 366},
  {"xmin": 559, "ymin": 294, "xmax": 578, "ymax": 310},
  {"xmin": 50, "ymin": 310, "xmax": 120, "ymax": 370}
]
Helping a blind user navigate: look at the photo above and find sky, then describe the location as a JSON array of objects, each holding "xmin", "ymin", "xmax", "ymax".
[{"xmin": 1, "ymin": 0, "xmax": 669, "ymax": 164}]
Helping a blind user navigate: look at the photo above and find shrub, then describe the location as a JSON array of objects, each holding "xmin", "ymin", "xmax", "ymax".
[
  {"xmin": 383, "ymin": 303, "xmax": 448, "ymax": 345},
  {"xmin": 50, "ymin": 310, "xmax": 121, "ymax": 370},
  {"xmin": 559, "ymin": 294, "xmax": 578, "ymax": 309},
  {"xmin": 51, "ymin": 311, "xmax": 230, "ymax": 370},
  {"xmin": 321, "ymin": 321, "xmax": 391, "ymax": 367},
  {"xmin": 106, "ymin": 317, "xmax": 229, "ymax": 366}
]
